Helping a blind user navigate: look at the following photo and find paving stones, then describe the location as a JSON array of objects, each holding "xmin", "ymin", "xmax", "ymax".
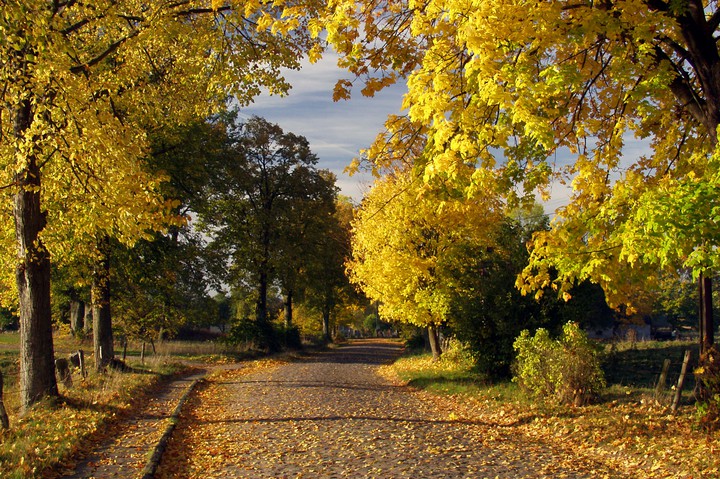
[{"xmin": 155, "ymin": 340, "xmax": 620, "ymax": 479}]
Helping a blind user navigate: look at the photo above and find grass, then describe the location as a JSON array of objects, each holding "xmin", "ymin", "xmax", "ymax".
[
  {"xmin": 383, "ymin": 339, "xmax": 718, "ymax": 478},
  {"xmin": 0, "ymin": 331, "xmax": 244, "ymax": 479}
]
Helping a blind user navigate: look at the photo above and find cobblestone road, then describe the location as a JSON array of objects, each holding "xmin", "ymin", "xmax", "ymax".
[{"xmin": 156, "ymin": 340, "xmax": 624, "ymax": 479}]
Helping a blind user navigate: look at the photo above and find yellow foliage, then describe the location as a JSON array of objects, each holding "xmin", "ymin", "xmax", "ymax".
[
  {"xmin": 321, "ymin": 0, "xmax": 720, "ymax": 310},
  {"xmin": 348, "ymin": 167, "xmax": 503, "ymax": 327},
  {"xmin": 0, "ymin": 0, "xmax": 321, "ymax": 305}
]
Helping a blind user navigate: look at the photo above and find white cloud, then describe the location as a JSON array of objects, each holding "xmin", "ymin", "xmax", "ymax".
[{"xmin": 241, "ymin": 55, "xmax": 406, "ymax": 202}]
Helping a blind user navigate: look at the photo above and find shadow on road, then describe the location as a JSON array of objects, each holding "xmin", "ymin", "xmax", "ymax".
[{"xmin": 296, "ymin": 339, "xmax": 405, "ymax": 366}]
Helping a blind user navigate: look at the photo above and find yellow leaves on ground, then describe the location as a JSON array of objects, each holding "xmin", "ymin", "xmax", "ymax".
[
  {"xmin": 384, "ymin": 354, "xmax": 719, "ymax": 479},
  {"xmin": 156, "ymin": 359, "xmax": 285, "ymax": 478}
]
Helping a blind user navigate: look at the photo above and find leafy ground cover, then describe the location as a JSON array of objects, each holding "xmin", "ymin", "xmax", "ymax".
[
  {"xmin": 381, "ymin": 341, "xmax": 718, "ymax": 478},
  {"xmin": 0, "ymin": 331, "xmax": 240, "ymax": 479}
]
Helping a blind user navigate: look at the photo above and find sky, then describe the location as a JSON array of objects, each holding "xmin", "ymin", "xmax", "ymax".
[
  {"xmin": 239, "ymin": 55, "xmax": 407, "ymax": 203},
  {"xmin": 238, "ymin": 55, "xmax": 653, "ymax": 214}
]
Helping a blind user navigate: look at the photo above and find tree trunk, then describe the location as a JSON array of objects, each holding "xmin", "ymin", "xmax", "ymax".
[
  {"xmin": 0, "ymin": 370, "xmax": 10, "ymax": 429},
  {"xmin": 14, "ymin": 98, "xmax": 58, "ymax": 411},
  {"xmin": 70, "ymin": 300, "xmax": 84, "ymax": 337},
  {"xmin": 428, "ymin": 325, "xmax": 442, "ymax": 361},
  {"xmin": 256, "ymin": 266, "xmax": 269, "ymax": 325},
  {"xmin": 284, "ymin": 289, "xmax": 293, "ymax": 329},
  {"xmin": 83, "ymin": 302, "xmax": 92, "ymax": 333},
  {"xmin": 92, "ymin": 236, "xmax": 114, "ymax": 371},
  {"xmin": 699, "ymin": 273, "xmax": 714, "ymax": 355},
  {"xmin": 322, "ymin": 303, "xmax": 331, "ymax": 343}
]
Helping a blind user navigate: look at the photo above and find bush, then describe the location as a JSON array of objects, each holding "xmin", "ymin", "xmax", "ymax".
[
  {"xmin": 225, "ymin": 319, "xmax": 262, "ymax": 347},
  {"xmin": 695, "ymin": 346, "xmax": 720, "ymax": 432},
  {"xmin": 513, "ymin": 322, "xmax": 605, "ymax": 406},
  {"xmin": 278, "ymin": 325, "xmax": 303, "ymax": 350},
  {"xmin": 440, "ymin": 337, "xmax": 476, "ymax": 369}
]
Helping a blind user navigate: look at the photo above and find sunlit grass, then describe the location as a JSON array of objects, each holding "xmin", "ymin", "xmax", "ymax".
[{"xmin": 383, "ymin": 341, "xmax": 717, "ymax": 479}]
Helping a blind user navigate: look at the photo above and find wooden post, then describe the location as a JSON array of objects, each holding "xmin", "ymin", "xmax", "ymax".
[
  {"xmin": 654, "ymin": 358, "xmax": 671, "ymax": 400},
  {"xmin": 671, "ymin": 350, "xmax": 692, "ymax": 413},
  {"xmin": 55, "ymin": 358, "xmax": 73, "ymax": 389},
  {"xmin": 78, "ymin": 349, "xmax": 85, "ymax": 378},
  {"xmin": 0, "ymin": 370, "xmax": 9, "ymax": 429},
  {"xmin": 141, "ymin": 342, "xmax": 146, "ymax": 365}
]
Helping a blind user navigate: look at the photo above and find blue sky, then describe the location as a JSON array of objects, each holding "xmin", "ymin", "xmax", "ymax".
[
  {"xmin": 240, "ymin": 55, "xmax": 407, "ymax": 202},
  {"xmin": 239, "ymin": 55, "xmax": 653, "ymax": 214}
]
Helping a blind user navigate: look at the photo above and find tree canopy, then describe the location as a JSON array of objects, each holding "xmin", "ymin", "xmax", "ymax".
[
  {"xmin": 1, "ymin": 0, "xmax": 318, "ymax": 409},
  {"xmin": 321, "ymin": 0, "xmax": 720, "ymax": 345}
]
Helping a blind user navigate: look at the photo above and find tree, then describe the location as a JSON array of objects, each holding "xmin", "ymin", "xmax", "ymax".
[
  {"xmin": 274, "ymin": 169, "xmax": 338, "ymax": 332},
  {"xmin": 302, "ymin": 195, "xmax": 356, "ymax": 342},
  {"xmin": 321, "ymin": 0, "xmax": 720, "ymax": 355},
  {"xmin": 199, "ymin": 116, "xmax": 336, "ymax": 349},
  {"xmin": 348, "ymin": 167, "xmax": 503, "ymax": 360},
  {"xmin": 1, "ymin": 1, "xmax": 318, "ymax": 410}
]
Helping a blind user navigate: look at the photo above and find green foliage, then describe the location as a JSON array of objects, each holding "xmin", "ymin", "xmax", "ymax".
[
  {"xmin": 513, "ymin": 322, "xmax": 606, "ymax": 406},
  {"xmin": 277, "ymin": 324, "xmax": 303, "ymax": 350},
  {"xmin": 444, "ymin": 217, "xmax": 564, "ymax": 379},
  {"xmin": 440, "ymin": 337, "xmax": 476, "ymax": 369},
  {"xmin": 695, "ymin": 346, "xmax": 720, "ymax": 432},
  {"xmin": 225, "ymin": 320, "xmax": 263, "ymax": 347},
  {"xmin": 0, "ymin": 308, "xmax": 17, "ymax": 331}
]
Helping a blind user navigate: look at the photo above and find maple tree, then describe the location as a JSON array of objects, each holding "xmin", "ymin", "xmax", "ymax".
[
  {"xmin": 321, "ymin": 0, "xmax": 720, "ymax": 354},
  {"xmin": 348, "ymin": 167, "xmax": 503, "ymax": 359},
  {"xmin": 1, "ymin": 0, "xmax": 317, "ymax": 409}
]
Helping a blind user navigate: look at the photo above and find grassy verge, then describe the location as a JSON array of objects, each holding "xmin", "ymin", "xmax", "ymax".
[
  {"xmin": 0, "ymin": 332, "xmax": 234, "ymax": 479},
  {"xmin": 381, "ymin": 342, "xmax": 718, "ymax": 479}
]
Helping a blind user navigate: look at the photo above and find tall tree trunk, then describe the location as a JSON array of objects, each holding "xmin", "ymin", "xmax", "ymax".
[
  {"xmin": 70, "ymin": 300, "xmax": 84, "ymax": 337},
  {"xmin": 92, "ymin": 236, "xmax": 114, "ymax": 371},
  {"xmin": 256, "ymin": 267, "xmax": 268, "ymax": 325},
  {"xmin": 284, "ymin": 289, "xmax": 293, "ymax": 328},
  {"xmin": 322, "ymin": 303, "xmax": 331, "ymax": 343},
  {"xmin": 83, "ymin": 302, "xmax": 92, "ymax": 333},
  {"xmin": 699, "ymin": 273, "xmax": 714, "ymax": 355},
  {"xmin": 428, "ymin": 325, "xmax": 442, "ymax": 361},
  {"xmin": 14, "ymin": 98, "xmax": 58, "ymax": 411}
]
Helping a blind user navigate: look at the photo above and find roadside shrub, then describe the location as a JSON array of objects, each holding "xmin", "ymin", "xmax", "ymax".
[
  {"xmin": 695, "ymin": 346, "xmax": 720, "ymax": 432},
  {"xmin": 278, "ymin": 325, "xmax": 302, "ymax": 350},
  {"xmin": 440, "ymin": 337, "xmax": 476, "ymax": 369},
  {"xmin": 513, "ymin": 322, "xmax": 605, "ymax": 406},
  {"xmin": 225, "ymin": 319, "xmax": 261, "ymax": 347}
]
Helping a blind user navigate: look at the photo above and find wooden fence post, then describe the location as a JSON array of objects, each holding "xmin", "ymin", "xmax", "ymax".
[
  {"xmin": 655, "ymin": 358, "xmax": 671, "ymax": 401},
  {"xmin": 671, "ymin": 350, "xmax": 692, "ymax": 413}
]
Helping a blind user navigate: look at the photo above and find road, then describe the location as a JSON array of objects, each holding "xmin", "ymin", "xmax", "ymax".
[{"xmin": 155, "ymin": 339, "xmax": 622, "ymax": 479}]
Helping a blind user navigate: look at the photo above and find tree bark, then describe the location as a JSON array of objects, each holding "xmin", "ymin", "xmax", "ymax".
[
  {"xmin": 699, "ymin": 273, "xmax": 714, "ymax": 355},
  {"xmin": 14, "ymin": 98, "xmax": 58, "ymax": 411},
  {"xmin": 92, "ymin": 236, "xmax": 114, "ymax": 371},
  {"xmin": 322, "ymin": 303, "xmax": 332, "ymax": 343},
  {"xmin": 284, "ymin": 289, "xmax": 293, "ymax": 328},
  {"xmin": 0, "ymin": 370, "xmax": 10, "ymax": 429},
  {"xmin": 428, "ymin": 325, "xmax": 442, "ymax": 361},
  {"xmin": 70, "ymin": 300, "xmax": 84, "ymax": 336}
]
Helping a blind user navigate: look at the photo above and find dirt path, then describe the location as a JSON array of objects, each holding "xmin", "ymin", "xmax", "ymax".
[{"xmin": 155, "ymin": 339, "xmax": 626, "ymax": 479}]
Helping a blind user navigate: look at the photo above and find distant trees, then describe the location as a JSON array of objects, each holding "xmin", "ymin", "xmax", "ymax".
[
  {"xmin": 198, "ymin": 116, "xmax": 342, "ymax": 349},
  {"xmin": 348, "ymin": 167, "xmax": 505, "ymax": 361}
]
